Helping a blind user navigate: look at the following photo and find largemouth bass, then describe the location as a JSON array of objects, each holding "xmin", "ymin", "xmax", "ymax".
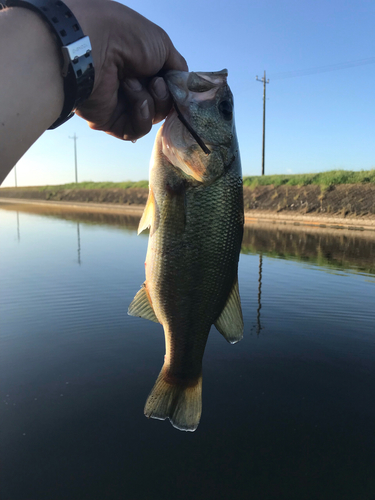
[{"xmin": 128, "ymin": 69, "xmax": 244, "ymax": 431}]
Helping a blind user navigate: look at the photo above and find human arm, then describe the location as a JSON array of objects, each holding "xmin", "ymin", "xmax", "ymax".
[
  {"xmin": 0, "ymin": 6, "xmax": 64, "ymax": 184},
  {"xmin": 0, "ymin": 0, "xmax": 188, "ymax": 185}
]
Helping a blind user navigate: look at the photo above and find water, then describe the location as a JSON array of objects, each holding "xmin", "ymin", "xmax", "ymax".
[{"xmin": 1, "ymin": 203, "xmax": 375, "ymax": 500}]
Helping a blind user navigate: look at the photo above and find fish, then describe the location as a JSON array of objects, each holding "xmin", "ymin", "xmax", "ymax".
[{"xmin": 128, "ymin": 69, "xmax": 244, "ymax": 431}]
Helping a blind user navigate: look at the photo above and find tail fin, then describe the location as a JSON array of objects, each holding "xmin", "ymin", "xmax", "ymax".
[{"xmin": 144, "ymin": 366, "xmax": 202, "ymax": 432}]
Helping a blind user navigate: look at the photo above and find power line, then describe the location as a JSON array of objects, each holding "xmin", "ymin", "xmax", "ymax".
[{"xmin": 269, "ymin": 56, "xmax": 375, "ymax": 80}]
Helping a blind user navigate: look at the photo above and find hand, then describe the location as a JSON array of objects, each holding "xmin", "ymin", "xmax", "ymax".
[{"xmin": 64, "ymin": 0, "xmax": 188, "ymax": 141}]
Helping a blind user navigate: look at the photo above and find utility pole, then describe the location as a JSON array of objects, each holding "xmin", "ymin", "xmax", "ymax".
[
  {"xmin": 69, "ymin": 133, "xmax": 78, "ymax": 183},
  {"xmin": 14, "ymin": 163, "xmax": 18, "ymax": 187},
  {"xmin": 256, "ymin": 71, "xmax": 269, "ymax": 176}
]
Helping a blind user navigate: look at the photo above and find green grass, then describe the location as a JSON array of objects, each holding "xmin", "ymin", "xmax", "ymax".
[
  {"xmin": 37, "ymin": 180, "xmax": 149, "ymax": 191},
  {"xmin": 4, "ymin": 170, "xmax": 375, "ymax": 191},
  {"xmin": 243, "ymin": 169, "xmax": 375, "ymax": 188}
]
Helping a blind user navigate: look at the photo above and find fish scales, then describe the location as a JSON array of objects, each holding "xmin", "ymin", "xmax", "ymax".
[
  {"xmin": 149, "ymin": 157, "xmax": 243, "ymax": 374},
  {"xmin": 129, "ymin": 69, "xmax": 244, "ymax": 431}
]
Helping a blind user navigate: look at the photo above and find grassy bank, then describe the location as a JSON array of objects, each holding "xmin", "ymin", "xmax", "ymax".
[
  {"xmin": 1, "ymin": 170, "xmax": 375, "ymax": 221},
  {"xmin": 243, "ymin": 169, "xmax": 375, "ymax": 188},
  {"xmin": 37, "ymin": 180, "xmax": 149, "ymax": 190},
  {"xmin": 2, "ymin": 169, "xmax": 374, "ymax": 192}
]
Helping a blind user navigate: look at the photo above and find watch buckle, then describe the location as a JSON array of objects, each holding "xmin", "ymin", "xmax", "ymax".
[{"xmin": 61, "ymin": 36, "xmax": 92, "ymax": 77}]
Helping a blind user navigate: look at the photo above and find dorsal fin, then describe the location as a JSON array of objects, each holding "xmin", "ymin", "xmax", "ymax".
[
  {"xmin": 214, "ymin": 277, "xmax": 243, "ymax": 344},
  {"xmin": 128, "ymin": 284, "xmax": 159, "ymax": 323}
]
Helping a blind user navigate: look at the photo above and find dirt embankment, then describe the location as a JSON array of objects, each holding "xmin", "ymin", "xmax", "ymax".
[
  {"xmin": 0, "ymin": 184, "xmax": 374, "ymax": 219},
  {"xmin": 0, "ymin": 187, "xmax": 148, "ymax": 205},
  {"xmin": 243, "ymin": 184, "xmax": 375, "ymax": 217}
]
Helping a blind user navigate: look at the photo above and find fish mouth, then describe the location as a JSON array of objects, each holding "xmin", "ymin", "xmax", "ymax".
[
  {"xmin": 162, "ymin": 99, "xmax": 211, "ymax": 158},
  {"xmin": 163, "ymin": 70, "xmax": 229, "ymax": 156},
  {"xmin": 161, "ymin": 108, "xmax": 209, "ymax": 183}
]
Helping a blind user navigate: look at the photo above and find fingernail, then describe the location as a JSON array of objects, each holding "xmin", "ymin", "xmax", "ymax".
[
  {"xmin": 140, "ymin": 99, "xmax": 150, "ymax": 119},
  {"xmin": 124, "ymin": 78, "xmax": 142, "ymax": 91},
  {"xmin": 153, "ymin": 78, "xmax": 168, "ymax": 99}
]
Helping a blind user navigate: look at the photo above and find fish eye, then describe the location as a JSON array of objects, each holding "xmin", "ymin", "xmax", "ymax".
[{"xmin": 219, "ymin": 100, "xmax": 233, "ymax": 121}]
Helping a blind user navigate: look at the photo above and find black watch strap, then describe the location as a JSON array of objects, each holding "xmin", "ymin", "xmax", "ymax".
[{"xmin": 5, "ymin": 0, "xmax": 95, "ymax": 129}]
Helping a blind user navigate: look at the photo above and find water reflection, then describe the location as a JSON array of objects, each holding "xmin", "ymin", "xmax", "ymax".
[
  {"xmin": 242, "ymin": 222, "xmax": 375, "ymax": 274},
  {"xmin": 3, "ymin": 202, "xmax": 374, "ymax": 274},
  {"xmin": 1, "ymin": 203, "xmax": 375, "ymax": 500},
  {"xmin": 0, "ymin": 201, "xmax": 141, "ymax": 232}
]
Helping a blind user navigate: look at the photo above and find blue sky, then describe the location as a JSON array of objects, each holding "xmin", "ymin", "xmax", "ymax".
[{"xmin": 2, "ymin": 0, "xmax": 374, "ymax": 187}]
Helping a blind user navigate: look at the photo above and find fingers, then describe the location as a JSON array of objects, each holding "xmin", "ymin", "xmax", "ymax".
[
  {"xmin": 72, "ymin": 3, "xmax": 189, "ymax": 141},
  {"xmin": 123, "ymin": 78, "xmax": 153, "ymax": 137},
  {"xmin": 111, "ymin": 77, "xmax": 174, "ymax": 140},
  {"xmin": 115, "ymin": 78, "xmax": 154, "ymax": 141},
  {"xmin": 148, "ymin": 77, "xmax": 173, "ymax": 125},
  {"xmin": 97, "ymin": 76, "xmax": 173, "ymax": 141},
  {"xmin": 79, "ymin": 76, "xmax": 174, "ymax": 141}
]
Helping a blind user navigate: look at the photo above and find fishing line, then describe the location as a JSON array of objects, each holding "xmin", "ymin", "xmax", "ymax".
[{"xmin": 173, "ymin": 101, "xmax": 211, "ymax": 155}]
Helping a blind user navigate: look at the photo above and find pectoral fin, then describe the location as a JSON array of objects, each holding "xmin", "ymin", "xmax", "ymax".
[
  {"xmin": 138, "ymin": 188, "xmax": 158, "ymax": 235},
  {"xmin": 214, "ymin": 277, "xmax": 243, "ymax": 344},
  {"xmin": 128, "ymin": 284, "xmax": 159, "ymax": 323}
]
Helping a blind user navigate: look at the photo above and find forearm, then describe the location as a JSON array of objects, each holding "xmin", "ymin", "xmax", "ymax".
[
  {"xmin": 0, "ymin": 6, "xmax": 64, "ymax": 184},
  {"xmin": 0, "ymin": 0, "xmax": 187, "ymax": 185}
]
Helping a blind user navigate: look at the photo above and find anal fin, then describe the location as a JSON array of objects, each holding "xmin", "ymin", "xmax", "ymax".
[
  {"xmin": 214, "ymin": 277, "xmax": 243, "ymax": 344},
  {"xmin": 128, "ymin": 284, "xmax": 159, "ymax": 323}
]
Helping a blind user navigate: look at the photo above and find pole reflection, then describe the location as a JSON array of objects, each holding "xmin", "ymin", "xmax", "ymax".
[
  {"xmin": 77, "ymin": 222, "xmax": 81, "ymax": 266},
  {"xmin": 256, "ymin": 254, "xmax": 263, "ymax": 335},
  {"xmin": 16, "ymin": 211, "xmax": 20, "ymax": 242}
]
